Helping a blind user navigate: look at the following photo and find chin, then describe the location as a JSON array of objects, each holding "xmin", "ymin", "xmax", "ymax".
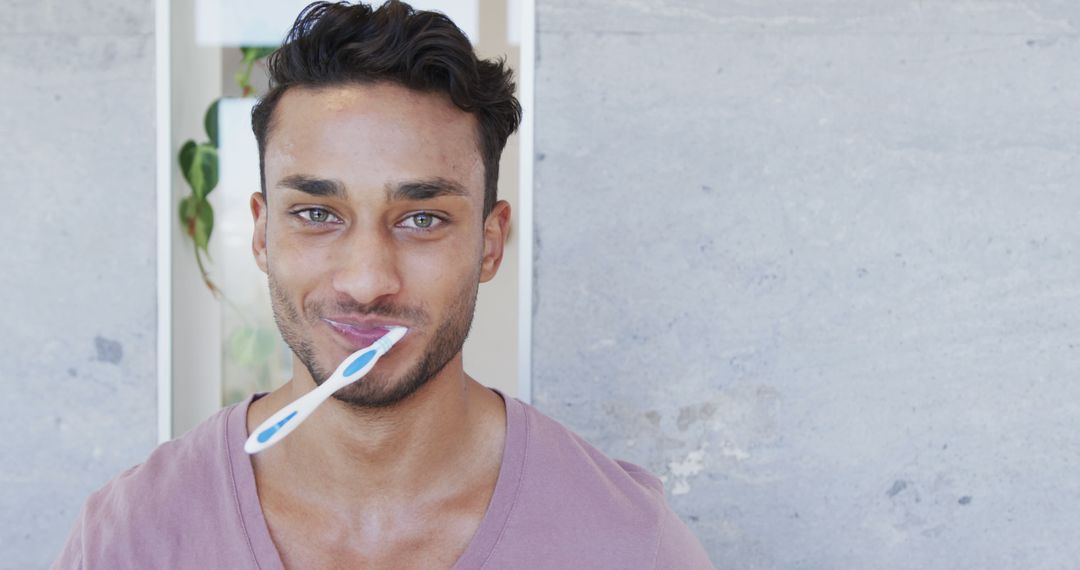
[{"xmin": 328, "ymin": 367, "xmax": 436, "ymax": 410}]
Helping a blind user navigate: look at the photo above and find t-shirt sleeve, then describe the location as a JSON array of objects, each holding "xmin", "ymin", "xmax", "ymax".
[
  {"xmin": 49, "ymin": 403, "xmax": 259, "ymax": 569},
  {"xmin": 653, "ymin": 507, "xmax": 715, "ymax": 570},
  {"xmin": 51, "ymin": 504, "xmax": 86, "ymax": 570}
]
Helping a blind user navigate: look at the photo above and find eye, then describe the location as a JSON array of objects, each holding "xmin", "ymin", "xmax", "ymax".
[
  {"xmin": 399, "ymin": 212, "xmax": 444, "ymax": 230},
  {"xmin": 295, "ymin": 208, "xmax": 341, "ymax": 224}
]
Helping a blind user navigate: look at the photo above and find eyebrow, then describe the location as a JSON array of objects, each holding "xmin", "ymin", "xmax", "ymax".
[
  {"xmin": 277, "ymin": 174, "xmax": 346, "ymax": 199},
  {"xmin": 386, "ymin": 178, "xmax": 469, "ymax": 201},
  {"xmin": 277, "ymin": 174, "xmax": 469, "ymax": 202}
]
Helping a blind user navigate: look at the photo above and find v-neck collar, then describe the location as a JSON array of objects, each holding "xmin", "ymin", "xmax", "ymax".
[{"xmin": 225, "ymin": 388, "xmax": 528, "ymax": 569}]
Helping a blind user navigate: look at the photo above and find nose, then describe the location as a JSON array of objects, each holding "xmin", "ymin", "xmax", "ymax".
[{"xmin": 329, "ymin": 226, "xmax": 402, "ymax": 305}]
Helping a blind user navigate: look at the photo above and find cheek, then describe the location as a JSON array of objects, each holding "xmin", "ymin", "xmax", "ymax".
[
  {"xmin": 398, "ymin": 239, "xmax": 482, "ymax": 295},
  {"xmin": 266, "ymin": 229, "xmax": 335, "ymax": 291}
]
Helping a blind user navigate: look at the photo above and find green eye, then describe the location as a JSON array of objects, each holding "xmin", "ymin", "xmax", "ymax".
[
  {"xmin": 398, "ymin": 212, "xmax": 443, "ymax": 231},
  {"xmin": 296, "ymin": 208, "xmax": 339, "ymax": 224},
  {"xmin": 412, "ymin": 213, "xmax": 433, "ymax": 228}
]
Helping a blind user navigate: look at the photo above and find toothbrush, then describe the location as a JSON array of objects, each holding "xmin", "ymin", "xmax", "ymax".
[{"xmin": 244, "ymin": 326, "xmax": 408, "ymax": 454}]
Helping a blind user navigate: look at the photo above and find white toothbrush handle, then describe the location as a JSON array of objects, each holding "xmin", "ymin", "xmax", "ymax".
[
  {"xmin": 243, "ymin": 382, "xmax": 337, "ymax": 454},
  {"xmin": 243, "ymin": 327, "xmax": 407, "ymax": 454},
  {"xmin": 243, "ymin": 329, "xmax": 405, "ymax": 455}
]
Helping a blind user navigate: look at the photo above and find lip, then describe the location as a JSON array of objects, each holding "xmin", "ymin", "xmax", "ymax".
[{"xmin": 322, "ymin": 317, "xmax": 408, "ymax": 350}]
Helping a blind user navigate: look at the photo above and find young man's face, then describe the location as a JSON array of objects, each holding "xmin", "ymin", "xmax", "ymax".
[{"xmin": 251, "ymin": 82, "xmax": 509, "ymax": 408}]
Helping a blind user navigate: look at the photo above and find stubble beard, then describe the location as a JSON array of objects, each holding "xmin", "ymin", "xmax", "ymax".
[{"xmin": 267, "ymin": 270, "xmax": 478, "ymax": 409}]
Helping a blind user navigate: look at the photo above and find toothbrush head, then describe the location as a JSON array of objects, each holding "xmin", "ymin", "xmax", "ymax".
[{"xmin": 376, "ymin": 326, "xmax": 408, "ymax": 352}]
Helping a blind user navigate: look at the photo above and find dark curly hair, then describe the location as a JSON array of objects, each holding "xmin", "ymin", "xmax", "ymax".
[{"xmin": 251, "ymin": 0, "xmax": 522, "ymax": 216}]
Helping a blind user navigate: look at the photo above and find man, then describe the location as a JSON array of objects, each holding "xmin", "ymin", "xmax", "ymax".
[{"xmin": 55, "ymin": 1, "xmax": 713, "ymax": 568}]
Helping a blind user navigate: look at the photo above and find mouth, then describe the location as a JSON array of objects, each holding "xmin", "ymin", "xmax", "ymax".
[{"xmin": 322, "ymin": 317, "xmax": 409, "ymax": 350}]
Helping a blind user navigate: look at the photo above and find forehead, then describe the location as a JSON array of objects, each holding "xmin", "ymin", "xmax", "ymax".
[{"xmin": 264, "ymin": 83, "xmax": 484, "ymax": 199}]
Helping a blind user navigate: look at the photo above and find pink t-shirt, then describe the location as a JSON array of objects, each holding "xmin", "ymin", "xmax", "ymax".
[{"xmin": 54, "ymin": 391, "xmax": 714, "ymax": 569}]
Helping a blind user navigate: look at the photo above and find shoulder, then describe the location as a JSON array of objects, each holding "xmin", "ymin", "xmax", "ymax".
[
  {"xmin": 519, "ymin": 399, "xmax": 666, "ymax": 500},
  {"xmin": 653, "ymin": 504, "xmax": 716, "ymax": 569},
  {"xmin": 54, "ymin": 403, "xmax": 249, "ymax": 568},
  {"xmin": 88, "ymin": 403, "xmax": 236, "ymax": 519},
  {"xmin": 497, "ymin": 398, "xmax": 713, "ymax": 568}
]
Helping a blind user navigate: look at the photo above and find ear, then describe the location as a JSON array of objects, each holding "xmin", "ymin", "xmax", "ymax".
[
  {"xmin": 479, "ymin": 200, "xmax": 512, "ymax": 283},
  {"xmin": 250, "ymin": 192, "xmax": 269, "ymax": 274}
]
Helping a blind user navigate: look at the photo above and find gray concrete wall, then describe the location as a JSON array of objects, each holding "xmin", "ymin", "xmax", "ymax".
[
  {"xmin": 0, "ymin": 1, "xmax": 157, "ymax": 567},
  {"xmin": 533, "ymin": 1, "xmax": 1080, "ymax": 568}
]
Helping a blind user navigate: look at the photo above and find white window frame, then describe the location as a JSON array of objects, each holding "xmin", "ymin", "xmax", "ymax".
[{"xmin": 154, "ymin": 0, "xmax": 536, "ymax": 443}]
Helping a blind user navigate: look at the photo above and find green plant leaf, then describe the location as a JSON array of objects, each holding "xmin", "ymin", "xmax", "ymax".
[
  {"xmin": 179, "ymin": 139, "xmax": 196, "ymax": 185},
  {"xmin": 204, "ymin": 99, "xmax": 220, "ymax": 147},
  {"xmin": 179, "ymin": 142, "xmax": 219, "ymax": 200},
  {"xmin": 237, "ymin": 47, "xmax": 275, "ymax": 95},
  {"xmin": 193, "ymin": 199, "xmax": 214, "ymax": 253},
  {"xmin": 240, "ymin": 46, "xmax": 276, "ymax": 63},
  {"xmin": 200, "ymin": 145, "xmax": 219, "ymax": 196},
  {"xmin": 178, "ymin": 195, "xmax": 196, "ymax": 235}
]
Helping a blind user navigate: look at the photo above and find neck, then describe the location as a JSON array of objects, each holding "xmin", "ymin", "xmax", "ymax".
[{"xmin": 247, "ymin": 353, "xmax": 506, "ymax": 513}]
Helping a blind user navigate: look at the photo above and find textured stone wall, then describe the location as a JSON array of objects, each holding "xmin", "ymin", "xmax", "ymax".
[
  {"xmin": 0, "ymin": 1, "xmax": 157, "ymax": 567},
  {"xmin": 532, "ymin": 1, "xmax": 1080, "ymax": 567}
]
